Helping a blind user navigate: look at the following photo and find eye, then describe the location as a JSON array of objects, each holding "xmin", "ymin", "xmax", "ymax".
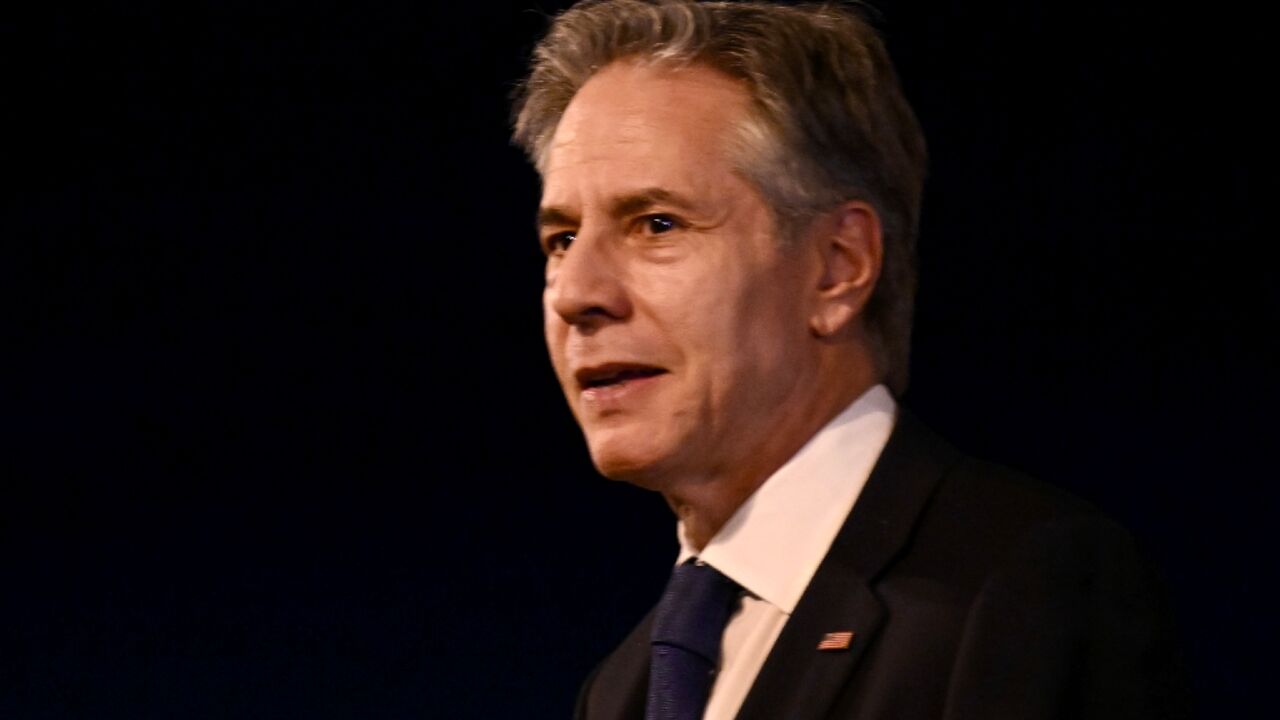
[
  {"xmin": 544, "ymin": 231, "xmax": 576, "ymax": 255},
  {"xmin": 642, "ymin": 214, "xmax": 679, "ymax": 235}
]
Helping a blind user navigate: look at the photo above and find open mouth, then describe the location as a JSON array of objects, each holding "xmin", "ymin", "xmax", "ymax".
[{"xmin": 577, "ymin": 364, "xmax": 668, "ymax": 390}]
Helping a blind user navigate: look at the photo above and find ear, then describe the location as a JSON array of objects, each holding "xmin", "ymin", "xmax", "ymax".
[{"xmin": 809, "ymin": 200, "xmax": 883, "ymax": 338}]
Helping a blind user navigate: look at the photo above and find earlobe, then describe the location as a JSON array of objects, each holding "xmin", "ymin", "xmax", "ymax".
[
  {"xmin": 810, "ymin": 304, "xmax": 857, "ymax": 338},
  {"xmin": 808, "ymin": 201, "xmax": 883, "ymax": 338}
]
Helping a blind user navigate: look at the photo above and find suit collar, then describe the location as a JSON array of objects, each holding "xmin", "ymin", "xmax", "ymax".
[
  {"xmin": 734, "ymin": 409, "xmax": 960, "ymax": 720},
  {"xmin": 825, "ymin": 408, "xmax": 960, "ymax": 583}
]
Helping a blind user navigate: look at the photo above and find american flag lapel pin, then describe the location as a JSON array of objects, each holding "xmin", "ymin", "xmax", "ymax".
[{"xmin": 816, "ymin": 631, "xmax": 855, "ymax": 651}]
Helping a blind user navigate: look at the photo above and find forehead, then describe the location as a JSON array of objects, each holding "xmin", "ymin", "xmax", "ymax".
[{"xmin": 542, "ymin": 61, "xmax": 752, "ymax": 198}]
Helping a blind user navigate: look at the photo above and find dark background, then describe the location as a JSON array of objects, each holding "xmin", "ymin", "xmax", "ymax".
[{"xmin": 5, "ymin": 1, "xmax": 1272, "ymax": 717}]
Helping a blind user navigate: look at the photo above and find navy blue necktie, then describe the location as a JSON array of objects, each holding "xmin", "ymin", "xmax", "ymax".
[{"xmin": 646, "ymin": 561, "xmax": 741, "ymax": 720}]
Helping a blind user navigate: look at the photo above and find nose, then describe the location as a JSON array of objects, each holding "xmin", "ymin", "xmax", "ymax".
[{"xmin": 545, "ymin": 232, "xmax": 631, "ymax": 329}]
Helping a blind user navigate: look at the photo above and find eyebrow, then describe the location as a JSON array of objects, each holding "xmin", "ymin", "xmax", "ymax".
[{"xmin": 536, "ymin": 187, "xmax": 699, "ymax": 232}]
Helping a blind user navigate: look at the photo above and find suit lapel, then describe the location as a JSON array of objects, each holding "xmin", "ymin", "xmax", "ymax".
[
  {"xmin": 735, "ymin": 410, "xmax": 959, "ymax": 720},
  {"xmin": 580, "ymin": 610, "xmax": 653, "ymax": 720},
  {"xmin": 734, "ymin": 556, "xmax": 886, "ymax": 720}
]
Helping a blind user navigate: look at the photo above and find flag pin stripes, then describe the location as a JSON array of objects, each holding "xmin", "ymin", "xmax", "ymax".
[{"xmin": 816, "ymin": 631, "xmax": 855, "ymax": 651}]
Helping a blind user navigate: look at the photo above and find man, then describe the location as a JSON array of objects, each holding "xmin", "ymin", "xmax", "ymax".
[{"xmin": 511, "ymin": 2, "xmax": 1187, "ymax": 718}]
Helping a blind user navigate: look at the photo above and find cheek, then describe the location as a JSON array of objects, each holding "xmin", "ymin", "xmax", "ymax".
[
  {"xmin": 664, "ymin": 289, "xmax": 759, "ymax": 391},
  {"xmin": 710, "ymin": 278, "xmax": 807, "ymax": 383}
]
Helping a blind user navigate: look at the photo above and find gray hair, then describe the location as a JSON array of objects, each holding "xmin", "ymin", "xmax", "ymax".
[{"xmin": 511, "ymin": 0, "xmax": 927, "ymax": 395}]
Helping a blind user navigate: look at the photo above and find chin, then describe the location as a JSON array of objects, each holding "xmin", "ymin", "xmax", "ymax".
[
  {"xmin": 585, "ymin": 433, "xmax": 679, "ymax": 491},
  {"xmin": 589, "ymin": 449, "xmax": 664, "ymax": 488}
]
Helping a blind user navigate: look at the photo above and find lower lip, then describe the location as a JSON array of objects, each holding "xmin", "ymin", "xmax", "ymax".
[{"xmin": 580, "ymin": 373, "xmax": 667, "ymax": 409}]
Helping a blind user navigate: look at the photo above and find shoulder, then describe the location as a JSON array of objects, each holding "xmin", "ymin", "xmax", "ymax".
[
  {"xmin": 872, "ymin": 410, "xmax": 1163, "ymax": 610},
  {"xmin": 884, "ymin": 409, "xmax": 1127, "ymax": 565},
  {"xmin": 907, "ymin": 447, "xmax": 1147, "ymax": 589},
  {"xmin": 870, "ymin": 422, "xmax": 1191, "ymax": 717},
  {"xmin": 929, "ymin": 455, "xmax": 1125, "ymax": 550}
]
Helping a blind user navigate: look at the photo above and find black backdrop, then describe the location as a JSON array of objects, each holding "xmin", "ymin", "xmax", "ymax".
[{"xmin": 6, "ymin": 1, "xmax": 1273, "ymax": 717}]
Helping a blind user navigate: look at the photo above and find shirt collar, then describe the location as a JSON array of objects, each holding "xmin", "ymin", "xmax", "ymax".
[{"xmin": 676, "ymin": 384, "xmax": 897, "ymax": 614}]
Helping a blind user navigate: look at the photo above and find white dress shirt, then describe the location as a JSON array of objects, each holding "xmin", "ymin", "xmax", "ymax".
[{"xmin": 674, "ymin": 384, "xmax": 897, "ymax": 720}]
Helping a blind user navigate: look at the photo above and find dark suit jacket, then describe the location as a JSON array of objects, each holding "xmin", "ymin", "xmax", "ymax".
[{"xmin": 575, "ymin": 410, "xmax": 1189, "ymax": 719}]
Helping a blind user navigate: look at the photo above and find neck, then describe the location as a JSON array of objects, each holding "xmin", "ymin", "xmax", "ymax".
[
  {"xmin": 667, "ymin": 485, "xmax": 752, "ymax": 552},
  {"xmin": 666, "ymin": 369, "xmax": 879, "ymax": 552}
]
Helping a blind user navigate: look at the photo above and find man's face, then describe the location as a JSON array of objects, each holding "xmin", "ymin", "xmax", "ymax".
[{"xmin": 538, "ymin": 60, "xmax": 822, "ymax": 491}]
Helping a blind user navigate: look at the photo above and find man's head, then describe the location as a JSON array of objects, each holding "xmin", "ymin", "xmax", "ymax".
[
  {"xmin": 512, "ymin": 0, "xmax": 926, "ymax": 495},
  {"xmin": 515, "ymin": 0, "xmax": 927, "ymax": 393}
]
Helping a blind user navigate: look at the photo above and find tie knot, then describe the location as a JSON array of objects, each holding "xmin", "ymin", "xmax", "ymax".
[{"xmin": 651, "ymin": 561, "xmax": 741, "ymax": 662}]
